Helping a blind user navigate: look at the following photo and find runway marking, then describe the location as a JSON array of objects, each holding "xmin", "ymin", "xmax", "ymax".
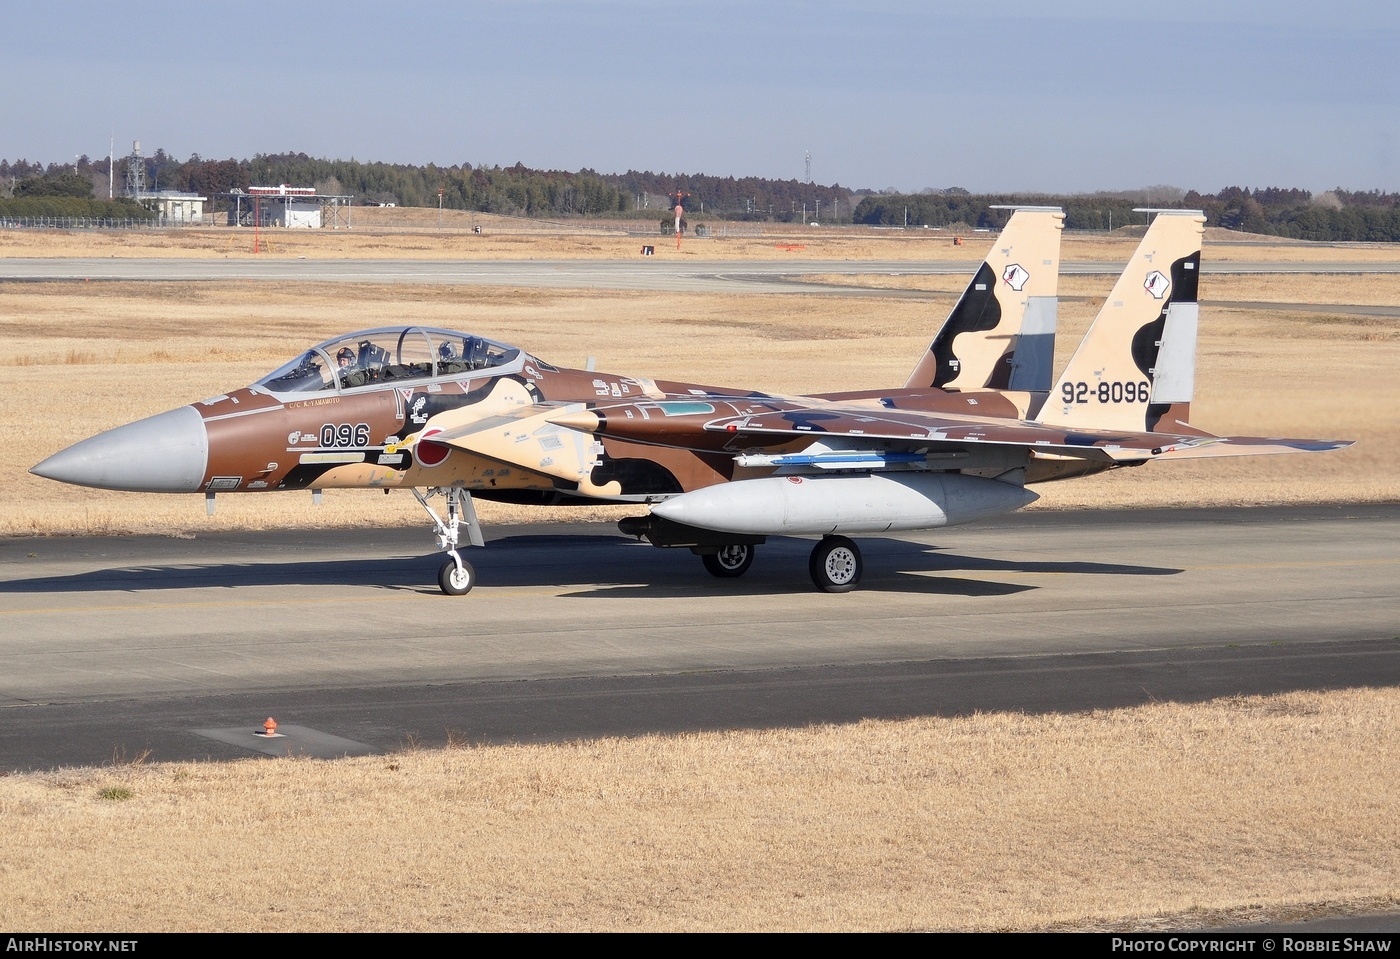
[{"xmin": 193, "ymin": 724, "xmax": 380, "ymax": 759}]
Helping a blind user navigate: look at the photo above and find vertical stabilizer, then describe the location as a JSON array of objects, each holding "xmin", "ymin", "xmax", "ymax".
[
  {"xmin": 1035, "ymin": 210, "xmax": 1205, "ymax": 433},
  {"xmin": 905, "ymin": 206, "xmax": 1064, "ymax": 393}
]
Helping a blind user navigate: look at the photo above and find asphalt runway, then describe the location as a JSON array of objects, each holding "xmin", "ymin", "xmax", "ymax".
[{"xmin": 1, "ymin": 504, "xmax": 1396, "ymax": 772}]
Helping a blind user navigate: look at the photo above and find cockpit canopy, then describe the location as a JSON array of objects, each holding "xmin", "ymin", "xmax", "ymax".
[{"xmin": 256, "ymin": 326, "xmax": 523, "ymax": 394}]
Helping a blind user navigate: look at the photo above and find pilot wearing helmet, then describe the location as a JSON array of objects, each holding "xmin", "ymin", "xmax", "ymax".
[
  {"xmin": 437, "ymin": 340, "xmax": 468, "ymax": 375},
  {"xmin": 338, "ymin": 346, "xmax": 371, "ymax": 388}
]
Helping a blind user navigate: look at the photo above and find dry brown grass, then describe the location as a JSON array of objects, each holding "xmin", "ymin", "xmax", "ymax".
[
  {"xmin": 7, "ymin": 212, "xmax": 1399, "ymax": 263},
  {"xmin": 0, "ymin": 214, "xmax": 987, "ymax": 262},
  {"xmin": 0, "ymin": 688, "xmax": 1394, "ymax": 932}
]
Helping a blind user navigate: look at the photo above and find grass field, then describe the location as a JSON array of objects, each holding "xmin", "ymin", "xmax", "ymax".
[
  {"xmin": 4, "ymin": 208, "xmax": 1399, "ymax": 262},
  {"xmin": 1, "ymin": 225, "xmax": 1396, "ymax": 931},
  {"xmin": 1, "ymin": 690, "xmax": 1396, "ymax": 932}
]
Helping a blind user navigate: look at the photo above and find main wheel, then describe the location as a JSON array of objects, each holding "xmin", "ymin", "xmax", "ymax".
[
  {"xmin": 438, "ymin": 558, "xmax": 475, "ymax": 596},
  {"xmin": 809, "ymin": 536, "xmax": 862, "ymax": 593},
  {"xmin": 702, "ymin": 543, "xmax": 755, "ymax": 578}
]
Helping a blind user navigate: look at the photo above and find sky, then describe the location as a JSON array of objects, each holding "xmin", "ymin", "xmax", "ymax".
[{"xmin": 6, "ymin": 0, "xmax": 1400, "ymax": 195}]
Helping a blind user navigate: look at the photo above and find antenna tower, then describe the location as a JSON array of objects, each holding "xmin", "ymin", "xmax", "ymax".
[
  {"xmin": 804, "ymin": 151, "xmax": 812, "ymax": 184},
  {"xmin": 124, "ymin": 140, "xmax": 147, "ymax": 198}
]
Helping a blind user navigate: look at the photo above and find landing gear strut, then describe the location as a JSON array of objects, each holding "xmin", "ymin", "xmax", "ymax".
[
  {"xmin": 809, "ymin": 535, "xmax": 862, "ymax": 593},
  {"xmin": 412, "ymin": 486, "xmax": 484, "ymax": 596}
]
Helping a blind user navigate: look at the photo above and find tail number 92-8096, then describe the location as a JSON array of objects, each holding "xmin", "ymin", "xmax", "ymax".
[{"xmin": 1062, "ymin": 381, "xmax": 1151, "ymax": 405}]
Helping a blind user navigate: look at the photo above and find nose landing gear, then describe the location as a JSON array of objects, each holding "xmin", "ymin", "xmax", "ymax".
[{"xmin": 412, "ymin": 486, "xmax": 484, "ymax": 596}]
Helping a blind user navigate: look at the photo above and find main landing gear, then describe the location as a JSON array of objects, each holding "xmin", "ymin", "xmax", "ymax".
[
  {"xmin": 412, "ymin": 487, "xmax": 485, "ymax": 596},
  {"xmin": 620, "ymin": 516, "xmax": 867, "ymax": 593},
  {"xmin": 695, "ymin": 536, "xmax": 863, "ymax": 592},
  {"xmin": 808, "ymin": 535, "xmax": 862, "ymax": 593},
  {"xmin": 701, "ymin": 542, "xmax": 755, "ymax": 578}
]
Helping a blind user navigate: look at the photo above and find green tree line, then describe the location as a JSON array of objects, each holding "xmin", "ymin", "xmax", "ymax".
[
  {"xmin": 5, "ymin": 152, "xmax": 1399, "ymax": 240},
  {"xmin": 0, "ymin": 165, "xmax": 153, "ymax": 219},
  {"xmin": 244, "ymin": 154, "xmax": 632, "ymax": 216},
  {"xmin": 853, "ymin": 186, "xmax": 1400, "ymax": 241},
  {"xmin": 4, "ymin": 152, "xmax": 860, "ymax": 222},
  {"xmin": 0, "ymin": 196, "xmax": 155, "ymax": 219}
]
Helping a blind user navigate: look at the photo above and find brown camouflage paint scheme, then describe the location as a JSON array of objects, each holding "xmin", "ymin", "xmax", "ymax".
[{"xmin": 905, "ymin": 207, "xmax": 1063, "ymax": 393}]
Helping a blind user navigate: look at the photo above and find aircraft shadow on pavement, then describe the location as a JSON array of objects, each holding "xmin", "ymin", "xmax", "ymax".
[
  {"xmin": 0, "ymin": 533, "xmax": 1181, "ymax": 596},
  {"xmin": 0, "ymin": 558, "xmax": 428, "ymax": 594},
  {"xmin": 559, "ymin": 537, "xmax": 1181, "ymax": 599}
]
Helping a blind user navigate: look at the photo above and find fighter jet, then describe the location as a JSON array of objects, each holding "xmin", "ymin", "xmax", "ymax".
[{"xmin": 31, "ymin": 209, "xmax": 1350, "ymax": 594}]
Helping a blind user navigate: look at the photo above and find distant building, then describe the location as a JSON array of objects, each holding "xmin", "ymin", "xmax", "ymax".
[
  {"xmin": 122, "ymin": 139, "xmax": 205, "ymax": 223},
  {"xmin": 246, "ymin": 184, "xmax": 318, "ymax": 228},
  {"xmin": 221, "ymin": 184, "xmax": 351, "ymax": 229},
  {"xmin": 143, "ymin": 191, "xmax": 206, "ymax": 224}
]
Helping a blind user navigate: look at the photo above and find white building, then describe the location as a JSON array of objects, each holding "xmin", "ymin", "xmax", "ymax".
[
  {"xmin": 222, "ymin": 185, "xmax": 352, "ymax": 229},
  {"xmin": 143, "ymin": 191, "xmax": 206, "ymax": 224},
  {"xmin": 251, "ymin": 184, "xmax": 321, "ymax": 228}
]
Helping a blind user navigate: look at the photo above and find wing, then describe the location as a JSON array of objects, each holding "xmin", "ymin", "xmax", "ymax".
[
  {"xmin": 413, "ymin": 395, "xmax": 1351, "ymax": 507},
  {"xmin": 403, "ymin": 401, "xmax": 624, "ymax": 497}
]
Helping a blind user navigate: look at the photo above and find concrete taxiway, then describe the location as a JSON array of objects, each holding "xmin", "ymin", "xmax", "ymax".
[
  {"xmin": 6, "ymin": 257, "xmax": 1399, "ymax": 319},
  {"xmin": 5, "ymin": 255, "xmax": 1400, "ymax": 289},
  {"xmin": 1, "ymin": 504, "xmax": 1396, "ymax": 772}
]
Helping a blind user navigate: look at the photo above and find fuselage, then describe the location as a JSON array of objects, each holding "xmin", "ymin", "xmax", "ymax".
[{"xmin": 31, "ymin": 324, "xmax": 1084, "ymax": 501}]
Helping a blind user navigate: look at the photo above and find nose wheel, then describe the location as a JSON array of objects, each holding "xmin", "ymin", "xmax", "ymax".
[
  {"xmin": 413, "ymin": 486, "xmax": 485, "ymax": 596},
  {"xmin": 438, "ymin": 558, "xmax": 476, "ymax": 596}
]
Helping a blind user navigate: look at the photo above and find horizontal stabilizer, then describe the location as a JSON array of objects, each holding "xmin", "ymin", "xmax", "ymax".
[{"xmin": 1149, "ymin": 436, "xmax": 1354, "ymax": 459}]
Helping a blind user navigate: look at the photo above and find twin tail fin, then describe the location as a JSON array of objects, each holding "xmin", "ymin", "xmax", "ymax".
[{"xmin": 905, "ymin": 206, "xmax": 1064, "ymax": 394}]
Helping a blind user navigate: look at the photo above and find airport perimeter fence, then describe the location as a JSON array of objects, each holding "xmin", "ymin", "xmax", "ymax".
[
  {"xmin": 0, "ymin": 216, "xmax": 209, "ymax": 230},
  {"xmin": 0, "ymin": 212, "xmax": 778, "ymax": 235}
]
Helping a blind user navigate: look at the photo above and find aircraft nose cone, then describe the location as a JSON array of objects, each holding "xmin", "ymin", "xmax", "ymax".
[{"xmin": 31, "ymin": 406, "xmax": 209, "ymax": 493}]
